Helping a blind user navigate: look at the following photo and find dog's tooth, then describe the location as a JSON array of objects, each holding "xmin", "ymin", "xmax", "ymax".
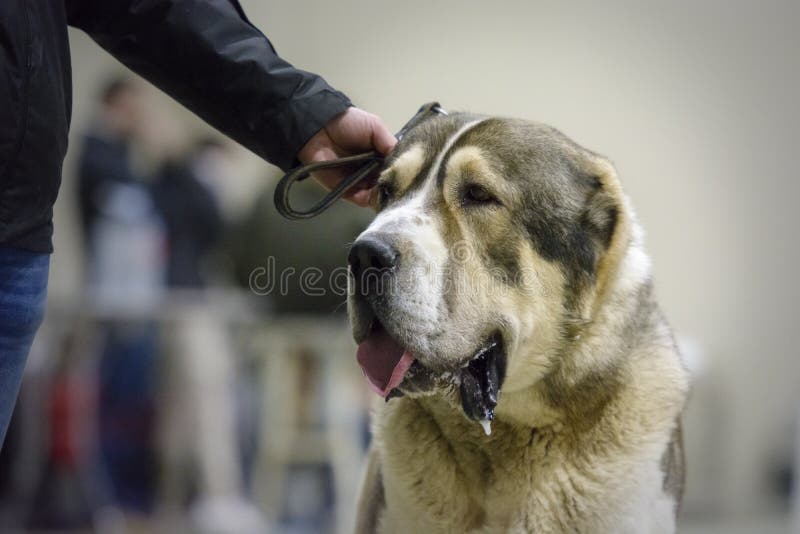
[
  {"xmin": 385, "ymin": 388, "xmax": 405, "ymax": 402},
  {"xmin": 479, "ymin": 418, "xmax": 492, "ymax": 436},
  {"xmin": 485, "ymin": 355, "xmax": 499, "ymax": 406}
]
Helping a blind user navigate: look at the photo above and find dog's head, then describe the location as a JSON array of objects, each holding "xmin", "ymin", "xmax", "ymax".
[{"xmin": 348, "ymin": 113, "xmax": 630, "ymax": 429}]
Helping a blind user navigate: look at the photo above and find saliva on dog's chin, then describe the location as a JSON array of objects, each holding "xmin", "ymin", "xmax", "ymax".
[{"xmin": 384, "ymin": 372, "xmax": 494, "ymax": 436}]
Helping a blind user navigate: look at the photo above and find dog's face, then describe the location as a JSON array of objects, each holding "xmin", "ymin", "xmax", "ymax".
[{"xmin": 348, "ymin": 113, "xmax": 625, "ymax": 426}]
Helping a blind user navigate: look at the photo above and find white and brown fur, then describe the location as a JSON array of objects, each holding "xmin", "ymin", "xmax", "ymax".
[{"xmin": 348, "ymin": 113, "xmax": 689, "ymax": 533}]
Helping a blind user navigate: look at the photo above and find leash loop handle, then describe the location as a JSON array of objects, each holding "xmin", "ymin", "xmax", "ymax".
[
  {"xmin": 274, "ymin": 151, "xmax": 382, "ymax": 219},
  {"xmin": 274, "ymin": 102, "xmax": 446, "ymax": 220}
]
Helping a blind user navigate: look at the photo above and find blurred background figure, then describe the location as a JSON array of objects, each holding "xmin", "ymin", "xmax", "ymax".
[
  {"xmin": 77, "ymin": 77, "xmax": 162, "ymax": 520},
  {"xmin": 152, "ymin": 137, "xmax": 225, "ymax": 289},
  {"xmin": 78, "ymin": 77, "xmax": 167, "ymax": 309}
]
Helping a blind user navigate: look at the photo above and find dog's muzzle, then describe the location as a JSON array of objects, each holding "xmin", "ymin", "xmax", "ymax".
[{"xmin": 348, "ymin": 234, "xmax": 507, "ymax": 434}]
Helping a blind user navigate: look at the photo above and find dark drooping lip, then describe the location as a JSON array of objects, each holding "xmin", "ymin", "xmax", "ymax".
[
  {"xmin": 383, "ymin": 329, "xmax": 508, "ymax": 433},
  {"xmin": 457, "ymin": 333, "xmax": 507, "ymax": 427}
]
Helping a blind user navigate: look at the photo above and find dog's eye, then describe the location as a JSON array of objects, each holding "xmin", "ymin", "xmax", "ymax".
[
  {"xmin": 377, "ymin": 183, "xmax": 393, "ymax": 207},
  {"xmin": 462, "ymin": 184, "xmax": 497, "ymax": 206}
]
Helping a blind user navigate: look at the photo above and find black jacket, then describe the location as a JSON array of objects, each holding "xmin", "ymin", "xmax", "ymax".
[{"xmin": 0, "ymin": 0, "xmax": 351, "ymax": 253}]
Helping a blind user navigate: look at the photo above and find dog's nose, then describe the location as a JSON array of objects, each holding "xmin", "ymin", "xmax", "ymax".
[{"xmin": 348, "ymin": 236, "xmax": 399, "ymax": 279}]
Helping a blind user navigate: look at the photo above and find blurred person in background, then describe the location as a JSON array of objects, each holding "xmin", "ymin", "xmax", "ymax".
[
  {"xmin": 151, "ymin": 137, "xmax": 257, "ymax": 529},
  {"xmin": 78, "ymin": 77, "xmax": 167, "ymax": 306},
  {"xmin": 153, "ymin": 137, "xmax": 227, "ymax": 289},
  {"xmin": 78, "ymin": 78, "xmax": 148, "ymax": 250},
  {"xmin": 74, "ymin": 77, "xmax": 164, "ymax": 516},
  {"xmin": 0, "ymin": 0, "xmax": 396, "ymax": 448}
]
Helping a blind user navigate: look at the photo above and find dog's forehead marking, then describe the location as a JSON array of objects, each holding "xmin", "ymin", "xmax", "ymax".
[
  {"xmin": 383, "ymin": 143, "xmax": 425, "ymax": 193},
  {"xmin": 365, "ymin": 119, "xmax": 486, "ymax": 235},
  {"xmin": 444, "ymin": 145, "xmax": 517, "ymax": 200},
  {"xmin": 444, "ymin": 145, "xmax": 484, "ymax": 176}
]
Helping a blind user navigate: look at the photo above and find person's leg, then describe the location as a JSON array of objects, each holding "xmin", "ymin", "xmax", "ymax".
[{"xmin": 0, "ymin": 247, "xmax": 50, "ymax": 447}]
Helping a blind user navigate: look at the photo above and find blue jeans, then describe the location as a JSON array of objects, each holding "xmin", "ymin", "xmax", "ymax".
[{"xmin": 0, "ymin": 247, "xmax": 50, "ymax": 447}]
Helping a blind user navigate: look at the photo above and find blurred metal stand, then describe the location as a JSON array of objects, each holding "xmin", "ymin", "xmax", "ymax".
[
  {"xmin": 18, "ymin": 290, "xmax": 368, "ymax": 533},
  {"xmin": 253, "ymin": 316, "xmax": 365, "ymax": 534},
  {"xmin": 37, "ymin": 289, "xmax": 267, "ymax": 533},
  {"xmin": 156, "ymin": 294, "xmax": 267, "ymax": 534}
]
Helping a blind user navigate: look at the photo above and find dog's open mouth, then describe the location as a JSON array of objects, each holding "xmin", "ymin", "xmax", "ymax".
[
  {"xmin": 457, "ymin": 334, "xmax": 506, "ymax": 434},
  {"xmin": 356, "ymin": 320, "xmax": 507, "ymax": 434}
]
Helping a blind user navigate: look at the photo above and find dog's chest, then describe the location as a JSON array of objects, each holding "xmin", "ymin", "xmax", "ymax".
[
  {"xmin": 375, "ymin": 398, "xmax": 676, "ymax": 533},
  {"xmin": 375, "ymin": 399, "xmax": 562, "ymax": 531}
]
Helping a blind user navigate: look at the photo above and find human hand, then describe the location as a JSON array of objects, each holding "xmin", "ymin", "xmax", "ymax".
[{"xmin": 297, "ymin": 107, "xmax": 397, "ymax": 207}]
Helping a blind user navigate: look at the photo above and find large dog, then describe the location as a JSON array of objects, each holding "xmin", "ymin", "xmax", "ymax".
[{"xmin": 347, "ymin": 112, "xmax": 689, "ymax": 533}]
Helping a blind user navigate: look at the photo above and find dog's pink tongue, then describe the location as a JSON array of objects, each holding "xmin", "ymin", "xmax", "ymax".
[{"xmin": 356, "ymin": 329, "xmax": 415, "ymax": 397}]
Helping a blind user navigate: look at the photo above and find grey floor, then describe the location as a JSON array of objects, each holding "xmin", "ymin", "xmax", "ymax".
[{"xmin": 679, "ymin": 513, "xmax": 792, "ymax": 534}]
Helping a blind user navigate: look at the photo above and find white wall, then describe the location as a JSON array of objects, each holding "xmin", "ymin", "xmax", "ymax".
[{"xmin": 56, "ymin": 0, "xmax": 800, "ymax": 516}]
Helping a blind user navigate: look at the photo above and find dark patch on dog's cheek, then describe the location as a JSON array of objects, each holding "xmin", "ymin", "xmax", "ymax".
[
  {"xmin": 525, "ymin": 205, "xmax": 595, "ymax": 273},
  {"xmin": 524, "ymin": 208, "xmax": 598, "ymax": 310},
  {"xmin": 523, "ymin": 172, "xmax": 621, "ymax": 321}
]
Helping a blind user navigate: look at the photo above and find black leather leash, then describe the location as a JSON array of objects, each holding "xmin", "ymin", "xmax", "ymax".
[{"xmin": 274, "ymin": 102, "xmax": 448, "ymax": 220}]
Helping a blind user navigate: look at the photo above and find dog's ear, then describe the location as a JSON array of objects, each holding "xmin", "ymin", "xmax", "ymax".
[
  {"xmin": 578, "ymin": 157, "xmax": 630, "ymax": 317},
  {"xmin": 580, "ymin": 172, "xmax": 618, "ymax": 252}
]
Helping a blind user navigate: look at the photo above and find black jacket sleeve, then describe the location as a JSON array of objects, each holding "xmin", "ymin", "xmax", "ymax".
[{"xmin": 65, "ymin": 0, "xmax": 352, "ymax": 171}]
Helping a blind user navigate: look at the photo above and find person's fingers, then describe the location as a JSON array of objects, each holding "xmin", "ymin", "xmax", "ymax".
[
  {"xmin": 295, "ymin": 108, "xmax": 392, "ymax": 210},
  {"xmin": 312, "ymin": 167, "xmax": 375, "ymax": 208},
  {"xmin": 297, "ymin": 127, "xmax": 336, "ymax": 166},
  {"xmin": 347, "ymin": 187, "xmax": 373, "ymax": 207},
  {"xmin": 310, "ymin": 173, "xmax": 373, "ymax": 207},
  {"xmin": 370, "ymin": 115, "xmax": 397, "ymax": 155},
  {"xmin": 309, "ymin": 144, "xmax": 339, "ymax": 164}
]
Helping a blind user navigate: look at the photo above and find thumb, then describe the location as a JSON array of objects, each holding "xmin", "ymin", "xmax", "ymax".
[{"xmin": 371, "ymin": 117, "xmax": 397, "ymax": 155}]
